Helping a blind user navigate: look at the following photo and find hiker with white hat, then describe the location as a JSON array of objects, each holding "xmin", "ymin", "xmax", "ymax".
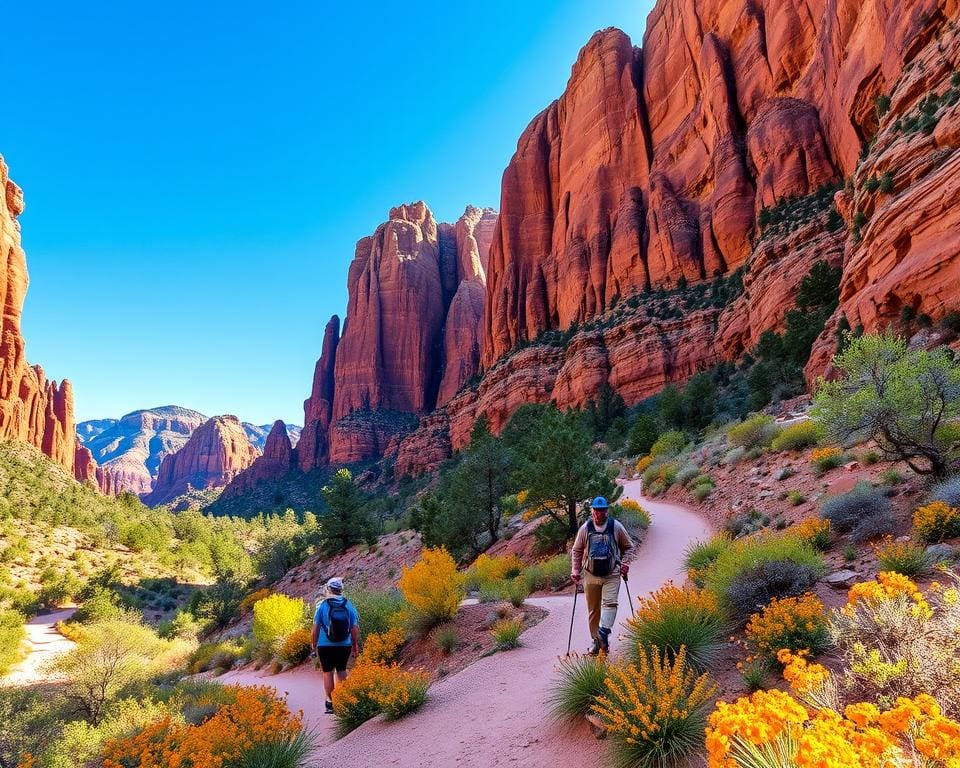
[{"xmin": 310, "ymin": 576, "xmax": 360, "ymax": 714}]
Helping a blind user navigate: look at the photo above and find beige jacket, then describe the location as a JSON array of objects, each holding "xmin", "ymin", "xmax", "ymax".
[{"xmin": 570, "ymin": 518, "xmax": 633, "ymax": 578}]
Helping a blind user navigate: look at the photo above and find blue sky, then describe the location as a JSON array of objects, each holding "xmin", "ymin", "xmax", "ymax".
[{"xmin": 6, "ymin": 1, "xmax": 651, "ymax": 425}]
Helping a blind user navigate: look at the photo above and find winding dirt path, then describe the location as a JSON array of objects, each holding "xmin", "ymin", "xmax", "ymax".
[
  {"xmin": 224, "ymin": 480, "xmax": 712, "ymax": 767},
  {"xmin": 2, "ymin": 607, "xmax": 76, "ymax": 686}
]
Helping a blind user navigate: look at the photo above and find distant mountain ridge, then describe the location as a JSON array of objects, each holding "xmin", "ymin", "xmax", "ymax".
[{"xmin": 77, "ymin": 406, "xmax": 300, "ymax": 496}]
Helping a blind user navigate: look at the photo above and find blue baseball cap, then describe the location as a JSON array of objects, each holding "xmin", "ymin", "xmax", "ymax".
[{"xmin": 591, "ymin": 496, "xmax": 609, "ymax": 509}]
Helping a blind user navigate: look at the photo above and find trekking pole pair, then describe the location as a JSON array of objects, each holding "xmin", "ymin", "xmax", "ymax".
[{"xmin": 565, "ymin": 573, "xmax": 635, "ymax": 656}]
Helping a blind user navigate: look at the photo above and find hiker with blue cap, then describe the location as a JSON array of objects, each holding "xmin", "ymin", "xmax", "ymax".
[
  {"xmin": 570, "ymin": 496, "xmax": 633, "ymax": 655},
  {"xmin": 310, "ymin": 576, "xmax": 360, "ymax": 714}
]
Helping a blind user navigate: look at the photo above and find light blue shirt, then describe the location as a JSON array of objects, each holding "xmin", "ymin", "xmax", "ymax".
[{"xmin": 313, "ymin": 597, "xmax": 358, "ymax": 647}]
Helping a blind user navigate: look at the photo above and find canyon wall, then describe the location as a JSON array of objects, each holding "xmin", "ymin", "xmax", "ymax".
[{"xmin": 0, "ymin": 156, "xmax": 79, "ymax": 475}]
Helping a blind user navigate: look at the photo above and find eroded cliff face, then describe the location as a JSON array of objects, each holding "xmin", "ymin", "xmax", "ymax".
[
  {"xmin": 296, "ymin": 204, "xmax": 497, "ymax": 469},
  {"xmin": 0, "ymin": 156, "xmax": 79, "ymax": 475},
  {"xmin": 142, "ymin": 415, "xmax": 259, "ymax": 506}
]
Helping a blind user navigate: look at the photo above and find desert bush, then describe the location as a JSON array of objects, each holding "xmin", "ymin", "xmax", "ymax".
[
  {"xmin": 521, "ymin": 554, "xmax": 571, "ymax": 592},
  {"xmin": 491, "ymin": 618, "xmax": 523, "ymax": 650},
  {"xmin": 745, "ymin": 593, "xmax": 830, "ymax": 661},
  {"xmin": 810, "ymin": 445, "xmax": 844, "ymax": 474},
  {"xmin": 372, "ymin": 668, "xmax": 430, "ymax": 720},
  {"xmin": 862, "ymin": 448, "xmax": 881, "ymax": 465},
  {"xmin": 930, "ymin": 476, "xmax": 960, "ymax": 508},
  {"xmin": 332, "ymin": 661, "xmax": 391, "ymax": 735},
  {"xmin": 252, "ymin": 594, "xmax": 308, "ymax": 655},
  {"xmin": 791, "ymin": 518, "xmax": 831, "ymax": 551},
  {"xmin": 101, "ymin": 685, "xmax": 304, "ymax": 765},
  {"xmin": 463, "ymin": 553, "xmax": 524, "ymax": 591},
  {"xmin": 684, "ymin": 534, "xmax": 732, "ymax": 586},
  {"xmin": 691, "ymin": 484, "xmax": 712, "ymax": 502},
  {"xmin": 238, "ymin": 588, "xmax": 271, "ymax": 615},
  {"xmin": 770, "ymin": 421, "xmax": 821, "ymax": 452},
  {"xmin": 71, "ymin": 586, "xmax": 125, "ymax": 624},
  {"xmin": 913, "ymin": 500, "xmax": 960, "ymax": 543},
  {"xmin": 225, "ymin": 731, "xmax": 312, "ymax": 768},
  {"xmin": 0, "ymin": 610, "xmax": 25, "ymax": 676},
  {"xmin": 188, "ymin": 639, "xmax": 247, "ymax": 674},
  {"xmin": 627, "ymin": 415, "xmax": 660, "ymax": 457},
  {"xmin": 787, "ymin": 490, "xmax": 806, "ymax": 506},
  {"xmin": 729, "ymin": 415, "xmax": 780, "ymax": 450},
  {"xmin": 622, "ymin": 583, "xmax": 727, "ymax": 671},
  {"xmin": 434, "ymin": 625, "xmax": 457, "ymax": 655},
  {"xmin": 725, "ymin": 508, "xmax": 766, "ymax": 538},
  {"xmin": 702, "ymin": 533, "xmax": 825, "ymax": 619},
  {"xmin": 634, "ymin": 454, "xmax": 654, "ymax": 474},
  {"xmin": 820, "ymin": 481, "xmax": 893, "ymax": 542},
  {"xmin": 722, "ymin": 446, "xmax": 746, "ymax": 466},
  {"xmin": 873, "ymin": 537, "xmax": 930, "ymax": 576},
  {"xmin": 505, "ymin": 578, "xmax": 529, "ymax": 607},
  {"xmin": 879, "ymin": 468, "xmax": 904, "ymax": 486},
  {"xmin": 348, "ymin": 588, "xmax": 405, "ymax": 644},
  {"xmin": 359, "ymin": 627, "xmax": 405, "ymax": 665},
  {"xmin": 593, "ymin": 646, "xmax": 716, "ymax": 768},
  {"xmin": 650, "ymin": 430, "xmax": 686, "ymax": 458},
  {"xmin": 398, "ymin": 547, "xmax": 464, "ymax": 629},
  {"xmin": 829, "ymin": 573, "xmax": 960, "ymax": 715},
  {"xmin": 612, "ymin": 499, "xmax": 651, "ymax": 533},
  {"xmin": 278, "ymin": 628, "xmax": 313, "ymax": 665},
  {"xmin": 477, "ymin": 582, "xmax": 508, "ymax": 603},
  {"xmin": 674, "ymin": 465, "xmax": 700, "ymax": 487},
  {"xmin": 548, "ymin": 654, "xmax": 609, "ymax": 721}
]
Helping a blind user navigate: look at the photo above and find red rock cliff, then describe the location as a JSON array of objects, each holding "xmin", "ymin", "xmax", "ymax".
[
  {"xmin": 0, "ymin": 155, "xmax": 79, "ymax": 475},
  {"xmin": 143, "ymin": 415, "xmax": 259, "ymax": 506}
]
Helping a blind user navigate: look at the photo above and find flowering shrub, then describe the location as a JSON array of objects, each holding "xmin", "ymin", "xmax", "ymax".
[
  {"xmin": 398, "ymin": 547, "xmax": 464, "ymax": 628},
  {"xmin": 360, "ymin": 627, "xmax": 405, "ymax": 665},
  {"xmin": 331, "ymin": 659, "xmax": 430, "ymax": 735},
  {"xmin": 634, "ymin": 455, "xmax": 654, "ymax": 473},
  {"xmin": 792, "ymin": 518, "xmax": 831, "ymax": 551},
  {"xmin": 913, "ymin": 500, "xmax": 960, "ymax": 543},
  {"xmin": 623, "ymin": 582, "xmax": 727, "ymax": 671},
  {"xmin": 729, "ymin": 415, "xmax": 780, "ymax": 450},
  {"xmin": 844, "ymin": 572, "xmax": 926, "ymax": 612},
  {"xmin": 745, "ymin": 594, "xmax": 830, "ymax": 661},
  {"xmin": 237, "ymin": 588, "xmax": 271, "ymax": 615},
  {"xmin": 491, "ymin": 618, "xmax": 523, "ymax": 650},
  {"xmin": 252, "ymin": 594, "xmax": 307, "ymax": 654},
  {"xmin": 101, "ymin": 686, "xmax": 303, "ymax": 768},
  {"xmin": 277, "ymin": 628, "xmax": 312, "ymax": 665},
  {"xmin": 464, "ymin": 553, "xmax": 524, "ymax": 590},
  {"xmin": 593, "ymin": 646, "xmax": 716, "ymax": 768},
  {"xmin": 612, "ymin": 498, "xmax": 651, "ymax": 531},
  {"xmin": 873, "ymin": 536, "xmax": 930, "ymax": 576},
  {"xmin": 778, "ymin": 649, "xmax": 831, "ymax": 698},
  {"xmin": 810, "ymin": 445, "xmax": 844, "ymax": 473}
]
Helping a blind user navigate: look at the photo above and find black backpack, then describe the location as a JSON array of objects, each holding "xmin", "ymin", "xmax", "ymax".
[
  {"xmin": 585, "ymin": 518, "xmax": 619, "ymax": 578},
  {"xmin": 322, "ymin": 597, "xmax": 352, "ymax": 642}
]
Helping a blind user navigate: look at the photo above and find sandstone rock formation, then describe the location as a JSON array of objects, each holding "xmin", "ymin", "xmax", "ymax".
[
  {"xmin": 0, "ymin": 156, "xmax": 78, "ymax": 476},
  {"xmin": 142, "ymin": 415, "xmax": 259, "ymax": 506},
  {"xmin": 220, "ymin": 419, "xmax": 295, "ymax": 498}
]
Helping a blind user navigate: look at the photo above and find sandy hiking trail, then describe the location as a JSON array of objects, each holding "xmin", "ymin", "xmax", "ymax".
[
  {"xmin": 2, "ymin": 607, "xmax": 76, "ymax": 686},
  {"xmin": 224, "ymin": 479, "xmax": 712, "ymax": 767}
]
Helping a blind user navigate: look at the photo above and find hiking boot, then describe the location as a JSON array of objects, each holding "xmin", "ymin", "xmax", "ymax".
[
  {"xmin": 598, "ymin": 627, "xmax": 611, "ymax": 654},
  {"xmin": 325, "ymin": 700, "xmax": 334, "ymax": 715},
  {"xmin": 588, "ymin": 637, "xmax": 602, "ymax": 656}
]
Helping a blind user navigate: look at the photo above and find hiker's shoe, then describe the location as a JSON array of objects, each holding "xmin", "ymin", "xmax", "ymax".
[
  {"xmin": 588, "ymin": 638, "xmax": 602, "ymax": 656},
  {"xmin": 325, "ymin": 700, "xmax": 334, "ymax": 715},
  {"xmin": 598, "ymin": 627, "xmax": 611, "ymax": 654}
]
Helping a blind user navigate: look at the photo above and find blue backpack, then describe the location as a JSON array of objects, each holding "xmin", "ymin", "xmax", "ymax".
[
  {"xmin": 320, "ymin": 597, "xmax": 352, "ymax": 642},
  {"xmin": 585, "ymin": 519, "xmax": 619, "ymax": 577}
]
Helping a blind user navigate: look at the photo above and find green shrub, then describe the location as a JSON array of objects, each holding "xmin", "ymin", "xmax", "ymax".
[
  {"xmin": 188, "ymin": 639, "xmax": 248, "ymax": 674},
  {"xmin": 378, "ymin": 671, "xmax": 430, "ymax": 720},
  {"xmin": 491, "ymin": 618, "xmax": 523, "ymax": 650},
  {"xmin": 729, "ymin": 415, "xmax": 780, "ymax": 450},
  {"xmin": 723, "ymin": 446, "xmax": 746, "ymax": 465},
  {"xmin": 740, "ymin": 658, "xmax": 772, "ymax": 692},
  {"xmin": 820, "ymin": 481, "xmax": 894, "ymax": 542},
  {"xmin": 506, "ymin": 578, "xmax": 530, "ymax": 607},
  {"xmin": 548, "ymin": 654, "xmax": 608, "ymax": 721},
  {"xmin": 623, "ymin": 583, "xmax": 728, "ymax": 671},
  {"xmin": 684, "ymin": 535, "xmax": 732, "ymax": 585},
  {"xmin": 787, "ymin": 490, "xmax": 806, "ymax": 506},
  {"xmin": 0, "ymin": 610, "xmax": 25, "ymax": 676},
  {"xmin": 72, "ymin": 586, "xmax": 125, "ymax": 624},
  {"xmin": 225, "ymin": 731, "xmax": 312, "ymax": 768},
  {"xmin": 771, "ymin": 421, "xmax": 820, "ymax": 452},
  {"xmin": 692, "ymin": 484, "xmax": 712, "ymax": 502},
  {"xmin": 252, "ymin": 594, "xmax": 308, "ymax": 654},
  {"xmin": 701, "ymin": 533, "xmax": 825, "ymax": 617},
  {"xmin": 349, "ymin": 588, "xmax": 405, "ymax": 644},
  {"xmin": 650, "ymin": 431, "xmax": 686, "ymax": 458},
  {"xmin": 874, "ymin": 538, "xmax": 931, "ymax": 577},
  {"xmin": 862, "ymin": 449, "xmax": 881, "ymax": 465},
  {"xmin": 434, "ymin": 625, "xmax": 458, "ymax": 654},
  {"xmin": 627, "ymin": 415, "xmax": 659, "ymax": 457},
  {"xmin": 675, "ymin": 465, "xmax": 700, "ymax": 487}
]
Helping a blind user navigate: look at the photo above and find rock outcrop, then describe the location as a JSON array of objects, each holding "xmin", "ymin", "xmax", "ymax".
[
  {"xmin": 0, "ymin": 156, "xmax": 78, "ymax": 476},
  {"xmin": 219, "ymin": 419, "xmax": 295, "ymax": 498},
  {"xmin": 142, "ymin": 415, "xmax": 259, "ymax": 506}
]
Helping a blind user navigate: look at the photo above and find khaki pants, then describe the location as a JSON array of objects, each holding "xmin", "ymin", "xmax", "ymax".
[{"xmin": 584, "ymin": 571, "xmax": 621, "ymax": 639}]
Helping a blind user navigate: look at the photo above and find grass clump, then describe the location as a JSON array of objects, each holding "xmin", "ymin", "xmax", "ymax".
[
  {"xmin": 623, "ymin": 582, "xmax": 728, "ymax": 671},
  {"xmin": 349, "ymin": 588, "xmax": 405, "ymax": 644},
  {"xmin": 521, "ymin": 554, "xmax": 571, "ymax": 592},
  {"xmin": 434, "ymin": 625, "xmax": 458, "ymax": 655},
  {"xmin": 548, "ymin": 653, "xmax": 609, "ymax": 721},
  {"xmin": 771, "ymin": 421, "xmax": 820, "ymax": 452},
  {"xmin": 820, "ymin": 481, "xmax": 894, "ymax": 543},
  {"xmin": 684, "ymin": 534, "xmax": 732, "ymax": 586},
  {"xmin": 729, "ymin": 415, "xmax": 781, "ymax": 450},
  {"xmin": 224, "ymin": 731, "xmax": 312, "ymax": 768},
  {"xmin": 593, "ymin": 646, "xmax": 716, "ymax": 768},
  {"xmin": 491, "ymin": 618, "xmax": 523, "ymax": 650},
  {"xmin": 873, "ymin": 537, "xmax": 931, "ymax": 576}
]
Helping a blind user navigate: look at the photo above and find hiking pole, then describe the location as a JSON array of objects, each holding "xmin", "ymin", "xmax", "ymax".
[
  {"xmin": 565, "ymin": 582, "xmax": 579, "ymax": 655},
  {"xmin": 622, "ymin": 574, "xmax": 636, "ymax": 618}
]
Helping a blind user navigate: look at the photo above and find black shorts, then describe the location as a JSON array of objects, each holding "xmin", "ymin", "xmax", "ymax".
[{"xmin": 316, "ymin": 645, "xmax": 352, "ymax": 672}]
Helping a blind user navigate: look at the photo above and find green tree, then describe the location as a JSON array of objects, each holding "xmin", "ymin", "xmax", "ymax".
[
  {"xmin": 796, "ymin": 260, "xmax": 841, "ymax": 311},
  {"xmin": 813, "ymin": 333, "xmax": 960, "ymax": 479},
  {"xmin": 680, "ymin": 372, "xmax": 717, "ymax": 431},
  {"xmin": 583, "ymin": 383, "xmax": 627, "ymax": 441},
  {"xmin": 319, "ymin": 469, "xmax": 375, "ymax": 555},
  {"xmin": 517, "ymin": 408, "xmax": 621, "ymax": 537},
  {"xmin": 657, "ymin": 385, "xmax": 685, "ymax": 431},
  {"xmin": 627, "ymin": 414, "xmax": 659, "ymax": 456}
]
